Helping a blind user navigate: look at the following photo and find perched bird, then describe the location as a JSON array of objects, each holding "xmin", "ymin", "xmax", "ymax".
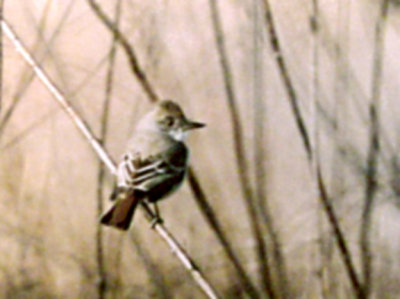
[{"xmin": 101, "ymin": 100, "xmax": 205, "ymax": 230}]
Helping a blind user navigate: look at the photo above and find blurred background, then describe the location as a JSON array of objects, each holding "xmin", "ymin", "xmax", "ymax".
[{"xmin": 1, "ymin": 0, "xmax": 400, "ymax": 298}]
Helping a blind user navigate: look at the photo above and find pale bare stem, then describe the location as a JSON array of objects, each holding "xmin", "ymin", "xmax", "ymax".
[
  {"xmin": 360, "ymin": 0, "xmax": 389, "ymax": 297},
  {"xmin": 2, "ymin": 19, "xmax": 220, "ymax": 299},
  {"xmin": 209, "ymin": 0, "xmax": 273, "ymax": 297},
  {"xmin": 262, "ymin": 0, "xmax": 364, "ymax": 297},
  {"xmin": 140, "ymin": 203, "xmax": 219, "ymax": 299},
  {"xmin": 87, "ymin": 1, "xmax": 257, "ymax": 297}
]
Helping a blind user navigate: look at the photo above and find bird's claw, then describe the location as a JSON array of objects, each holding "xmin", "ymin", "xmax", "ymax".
[{"xmin": 150, "ymin": 216, "xmax": 164, "ymax": 229}]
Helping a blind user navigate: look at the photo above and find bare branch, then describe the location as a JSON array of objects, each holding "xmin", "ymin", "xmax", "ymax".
[
  {"xmin": 95, "ymin": 1, "xmax": 123, "ymax": 298},
  {"xmin": 187, "ymin": 170, "xmax": 261, "ymax": 299},
  {"xmin": 2, "ymin": 19, "xmax": 220, "ymax": 299},
  {"xmin": 316, "ymin": 166, "xmax": 364, "ymax": 298},
  {"xmin": 209, "ymin": 0, "xmax": 274, "ymax": 297},
  {"xmin": 86, "ymin": 0, "xmax": 158, "ymax": 103},
  {"xmin": 360, "ymin": 0, "xmax": 390, "ymax": 297},
  {"xmin": 262, "ymin": 0, "xmax": 364, "ymax": 297},
  {"xmin": 2, "ymin": 21, "xmax": 117, "ymax": 172},
  {"xmin": 252, "ymin": 0, "xmax": 289, "ymax": 296},
  {"xmin": 262, "ymin": 0, "xmax": 312, "ymax": 160},
  {"xmin": 0, "ymin": 0, "xmax": 57, "ymax": 135},
  {"xmin": 86, "ymin": 1, "xmax": 259, "ymax": 297}
]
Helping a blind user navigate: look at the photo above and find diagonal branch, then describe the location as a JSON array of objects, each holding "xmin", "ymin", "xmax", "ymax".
[
  {"xmin": 86, "ymin": 0, "xmax": 158, "ymax": 103},
  {"xmin": 262, "ymin": 0, "xmax": 364, "ymax": 297},
  {"xmin": 252, "ymin": 0, "xmax": 289, "ymax": 295},
  {"xmin": 0, "ymin": 0, "xmax": 54, "ymax": 135},
  {"xmin": 187, "ymin": 170, "xmax": 261, "ymax": 298},
  {"xmin": 316, "ymin": 166, "xmax": 364, "ymax": 298},
  {"xmin": 360, "ymin": 0, "xmax": 389, "ymax": 297},
  {"xmin": 86, "ymin": 1, "xmax": 260, "ymax": 298},
  {"xmin": 262, "ymin": 0, "xmax": 312, "ymax": 160},
  {"xmin": 2, "ymin": 19, "xmax": 220, "ymax": 299},
  {"xmin": 208, "ymin": 0, "xmax": 274, "ymax": 297}
]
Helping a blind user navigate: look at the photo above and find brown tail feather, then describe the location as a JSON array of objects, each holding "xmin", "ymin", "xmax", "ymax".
[{"xmin": 100, "ymin": 193, "xmax": 141, "ymax": 230}]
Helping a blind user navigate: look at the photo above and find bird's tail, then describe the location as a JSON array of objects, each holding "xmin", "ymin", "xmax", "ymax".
[{"xmin": 100, "ymin": 191, "xmax": 142, "ymax": 230}]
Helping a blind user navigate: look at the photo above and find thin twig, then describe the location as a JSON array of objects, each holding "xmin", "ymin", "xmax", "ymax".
[
  {"xmin": 86, "ymin": 1, "xmax": 259, "ymax": 297},
  {"xmin": 0, "ymin": 1, "xmax": 97, "ymax": 140},
  {"xmin": 95, "ymin": 1, "xmax": 122, "ymax": 298},
  {"xmin": 360, "ymin": 0, "xmax": 389, "ymax": 297},
  {"xmin": 0, "ymin": 0, "xmax": 54, "ymax": 135},
  {"xmin": 86, "ymin": 0, "xmax": 158, "ymax": 103},
  {"xmin": 0, "ymin": 106, "xmax": 61, "ymax": 151},
  {"xmin": 262, "ymin": 0, "xmax": 364, "ymax": 297},
  {"xmin": 2, "ymin": 22, "xmax": 116, "ymax": 172},
  {"xmin": 140, "ymin": 203, "xmax": 220, "ymax": 299},
  {"xmin": 316, "ymin": 167, "xmax": 364, "ymax": 298},
  {"xmin": 209, "ymin": 0, "xmax": 273, "ymax": 297},
  {"xmin": 310, "ymin": 0, "xmax": 328, "ymax": 297},
  {"xmin": 2, "ymin": 19, "xmax": 220, "ymax": 299},
  {"xmin": 262, "ymin": 0, "xmax": 312, "ymax": 160},
  {"xmin": 187, "ymin": 170, "xmax": 261, "ymax": 299},
  {"xmin": 313, "ymin": 12, "xmax": 395, "ymax": 169}
]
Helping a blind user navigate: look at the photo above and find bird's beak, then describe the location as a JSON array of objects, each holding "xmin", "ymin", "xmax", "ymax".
[{"xmin": 184, "ymin": 120, "xmax": 206, "ymax": 130}]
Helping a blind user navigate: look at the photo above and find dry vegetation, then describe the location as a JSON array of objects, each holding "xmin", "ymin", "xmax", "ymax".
[{"xmin": 1, "ymin": 0, "xmax": 400, "ymax": 298}]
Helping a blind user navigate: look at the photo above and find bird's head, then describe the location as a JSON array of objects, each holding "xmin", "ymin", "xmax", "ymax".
[{"xmin": 139, "ymin": 100, "xmax": 205, "ymax": 141}]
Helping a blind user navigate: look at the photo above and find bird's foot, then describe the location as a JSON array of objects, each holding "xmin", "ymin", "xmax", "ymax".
[{"xmin": 150, "ymin": 216, "xmax": 164, "ymax": 229}]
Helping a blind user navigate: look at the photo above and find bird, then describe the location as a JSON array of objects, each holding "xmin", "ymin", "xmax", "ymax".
[{"xmin": 100, "ymin": 100, "xmax": 205, "ymax": 230}]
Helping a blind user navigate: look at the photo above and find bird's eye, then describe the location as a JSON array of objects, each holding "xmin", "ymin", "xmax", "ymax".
[{"xmin": 164, "ymin": 116, "xmax": 174, "ymax": 127}]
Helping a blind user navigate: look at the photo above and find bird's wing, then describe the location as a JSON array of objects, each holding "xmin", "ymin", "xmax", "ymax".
[{"xmin": 116, "ymin": 142, "xmax": 188, "ymax": 192}]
